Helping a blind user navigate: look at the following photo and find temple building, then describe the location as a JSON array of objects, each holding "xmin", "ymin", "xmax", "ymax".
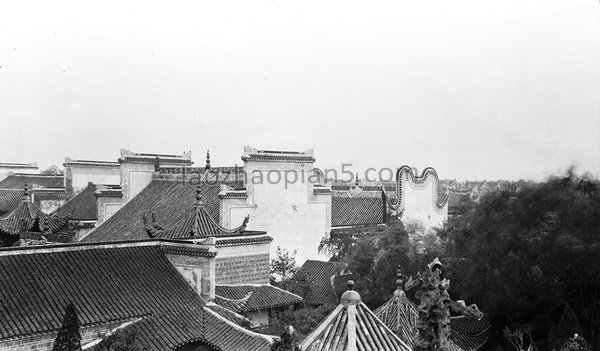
[
  {"xmin": 0, "ymin": 240, "xmax": 279, "ymax": 351},
  {"xmin": 300, "ymin": 281, "xmax": 411, "ymax": 351},
  {"xmin": 0, "ymin": 174, "xmax": 67, "ymax": 214},
  {"xmin": 0, "ymin": 184, "xmax": 70, "ymax": 247}
]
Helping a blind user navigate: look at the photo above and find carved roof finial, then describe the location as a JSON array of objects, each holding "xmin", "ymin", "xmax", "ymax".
[
  {"xmin": 205, "ymin": 150, "xmax": 211, "ymax": 170},
  {"xmin": 394, "ymin": 265, "xmax": 406, "ymax": 297},
  {"xmin": 355, "ymin": 173, "xmax": 359, "ymax": 186},
  {"xmin": 195, "ymin": 185, "xmax": 203, "ymax": 205},
  {"xmin": 154, "ymin": 155, "xmax": 160, "ymax": 172},
  {"xmin": 22, "ymin": 181, "xmax": 30, "ymax": 202}
]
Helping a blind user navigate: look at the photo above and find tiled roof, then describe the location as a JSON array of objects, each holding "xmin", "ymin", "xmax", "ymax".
[
  {"xmin": 144, "ymin": 186, "xmax": 252, "ymax": 239},
  {"xmin": 82, "ymin": 180, "xmax": 225, "ymax": 243},
  {"xmin": 331, "ymin": 196, "xmax": 385, "ymax": 227},
  {"xmin": 205, "ymin": 303, "xmax": 252, "ymax": 328},
  {"xmin": 0, "ymin": 174, "xmax": 64, "ymax": 189},
  {"xmin": 292, "ymin": 260, "xmax": 348, "ymax": 306},
  {"xmin": 214, "ymin": 284, "xmax": 303, "ymax": 312},
  {"xmin": 373, "ymin": 290, "xmax": 420, "ymax": 347},
  {"xmin": 300, "ymin": 289, "xmax": 411, "ymax": 351},
  {"xmin": 373, "ymin": 289, "xmax": 490, "ymax": 351},
  {"xmin": 448, "ymin": 316, "xmax": 491, "ymax": 351},
  {"xmin": 0, "ymin": 189, "xmax": 22, "ymax": 216},
  {"xmin": 0, "ymin": 191, "xmax": 70, "ymax": 239},
  {"xmin": 0, "ymin": 243, "xmax": 275, "ymax": 351},
  {"xmin": 55, "ymin": 183, "xmax": 98, "ymax": 220},
  {"xmin": 202, "ymin": 307, "xmax": 275, "ymax": 351}
]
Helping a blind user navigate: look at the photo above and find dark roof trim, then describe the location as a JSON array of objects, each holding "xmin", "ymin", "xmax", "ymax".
[{"xmin": 0, "ymin": 238, "xmax": 217, "ymax": 256}]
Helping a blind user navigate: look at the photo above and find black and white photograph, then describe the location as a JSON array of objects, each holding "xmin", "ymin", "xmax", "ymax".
[{"xmin": 0, "ymin": 1, "xmax": 599, "ymax": 350}]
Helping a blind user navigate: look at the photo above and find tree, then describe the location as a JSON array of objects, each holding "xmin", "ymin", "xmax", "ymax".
[
  {"xmin": 439, "ymin": 169, "xmax": 600, "ymax": 349},
  {"xmin": 271, "ymin": 246, "xmax": 298, "ymax": 282},
  {"xmin": 271, "ymin": 326, "xmax": 301, "ymax": 351},
  {"xmin": 96, "ymin": 327, "xmax": 144, "ymax": 351},
  {"xmin": 53, "ymin": 302, "xmax": 82, "ymax": 351},
  {"xmin": 42, "ymin": 165, "xmax": 64, "ymax": 176},
  {"xmin": 548, "ymin": 305, "xmax": 583, "ymax": 350},
  {"xmin": 320, "ymin": 218, "xmax": 443, "ymax": 308}
]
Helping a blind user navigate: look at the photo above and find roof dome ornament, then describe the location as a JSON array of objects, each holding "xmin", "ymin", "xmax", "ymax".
[
  {"xmin": 205, "ymin": 150, "xmax": 211, "ymax": 170},
  {"xmin": 341, "ymin": 280, "xmax": 361, "ymax": 304}
]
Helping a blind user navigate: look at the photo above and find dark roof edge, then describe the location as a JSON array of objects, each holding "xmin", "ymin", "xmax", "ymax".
[{"xmin": 0, "ymin": 238, "xmax": 218, "ymax": 256}]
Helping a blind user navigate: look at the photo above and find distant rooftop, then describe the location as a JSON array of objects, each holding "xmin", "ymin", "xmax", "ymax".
[
  {"xmin": 0, "ymin": 162, "xmax": 38, "ymax": 169},
  {"xmin": 0, "ymin": 174, "xmax": 64, "ymax": 189}
]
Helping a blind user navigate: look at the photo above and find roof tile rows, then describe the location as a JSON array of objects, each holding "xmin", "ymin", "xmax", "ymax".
[
  {"xmin": 331, "ymin": 196, "xmax": 385, "ymax": 227},
  {"xmin": 214, "ymin": 284, "xmax": 303, "ymax": 312},
  {"xmin": 0, "ymin": 244, "xmax": 274, "ymax": 351},
  {"xmin": 301, "ymin": 295, "xmax": 410, "ymax": 351},
  {"xmin": 0, "ymin": 196, "xmax": 70, "ymax": 237},
  {"xmin": 55, "ymin": 184, "xmax": 98, "ymax": 220},
  {"xmin": 0, "ymin": 189, "xmax": 22, "ymax": 216},
  {"xmin": 144, "ymin": 187, "xmax": 253, "ymax": 239},
  {"xmin": 82, "ymin": 180, "xmax": 226, "ymax": 243},
  {"xmin": 0, "ymin": 175, "xmax": 64, "ymax": 189}
]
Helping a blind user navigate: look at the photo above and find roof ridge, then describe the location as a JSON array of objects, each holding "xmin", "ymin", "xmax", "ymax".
[{"xmin": 203, "ymin": 307, "xmax": 276, "ymax": 343}]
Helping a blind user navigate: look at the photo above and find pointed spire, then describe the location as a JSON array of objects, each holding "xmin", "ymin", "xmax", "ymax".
[
  {"xmin": 195, "ymin": 185, "xmax": 204, "ymax": 206},
  {"xmin": 394, "ymin": 265, "xmax": 406, "ymax": 298},
  {"xmin": 205, "ymin": 150, "xmax": 211, "ymax": 170},
  {"xmin": 22, "ymin": 181, "xmax": 30, "ymax": 202}
]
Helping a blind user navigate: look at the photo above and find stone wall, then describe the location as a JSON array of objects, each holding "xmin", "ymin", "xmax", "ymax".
[
  {"xmin": 215, "ymin": 253, "xmax": 270, "ymax": 285},
  {"xmin": 0, "ymin": 320, "xmax": 125, "ymax": 351}
]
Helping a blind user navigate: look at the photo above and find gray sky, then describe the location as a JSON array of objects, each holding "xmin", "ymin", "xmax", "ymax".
[{"xmin": 1, "ymin": 0, "xmax": 599, "ymax": 181}]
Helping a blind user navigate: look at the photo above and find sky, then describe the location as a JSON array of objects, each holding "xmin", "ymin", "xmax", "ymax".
[{"xmin": 1, "ymin": 0, "xmax": 598, "ymax": 181}]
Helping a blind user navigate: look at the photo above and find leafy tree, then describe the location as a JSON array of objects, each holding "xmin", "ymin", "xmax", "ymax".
[
  {"xmin": 321, "ymin": 218, "xmax": 442, "ymax": 308},
  {"xmin": 42, "ymin": 165, "xmax": 64, "ymax": 175},
  {"xmin": 271, "ymin": 326, "xmax": 301, "ymax": 351},
  {"xmin": 96, "ymin": 327, "xmax": 144, "ymax": 351},
  {"xmin": 439, "ymin": 169, "xmax": 600, "ymax": 349},
  {"xmin": 548, "ymin": 305, "xmax": 583, "ymax": 350},
  {"xmin": 264, "ymin": 304, "xmax": 337, "ymax": 340},
  {"xmin": 271, "ymin": 246, "xmax": 298, "ymax": 282},
  {"xmin": 53, "ymin": 302, "xmax": 82, "ymax": 351}
]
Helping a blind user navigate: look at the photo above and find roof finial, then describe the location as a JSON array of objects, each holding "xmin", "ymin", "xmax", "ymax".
[
  {"xmin": 340, "ymin": 280, "xmax": 361, "ymax": 304},
  {"xmin": 154, "ymin": 155, "xmax": 160, "ymax": 172},
  {"xmin": 195, "ymin": 185, "xmax": 203, "ymax": 205},
  {"xmin": 354, "ymin": 173, "xmax": 359, "ymax": 186},
  {"xmin": 205, "ymin": 150, "xmax": 211, "ymax": 171},
  {"xmin": 22, "ymin": 181, "xmax": 30, "ymax": 202},
  {"xmin": 394, "ymin": 265, "xmax": 406, "ymax": 297},
  {"xmin": 347, "ymin": 280, "xmax": 355, "ymax": 290}
]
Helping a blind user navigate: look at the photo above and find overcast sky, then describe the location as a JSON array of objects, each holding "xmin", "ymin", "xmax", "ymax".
[{"xmin": 1, "ymin": 0, "xmax": 598, "ymax": 181}]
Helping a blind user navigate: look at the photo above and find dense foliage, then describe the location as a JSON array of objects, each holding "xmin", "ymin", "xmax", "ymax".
[
  {"xmin": 319, "ymin": 218, "xmax": 442, "ymax": 308},
  {"xmin": 53, "ymin": 303, "xmax": 82, "ymax": 351},
  {"xmin": 439, "ymin": 170, "xmax": 600, "ymax": 350}
]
